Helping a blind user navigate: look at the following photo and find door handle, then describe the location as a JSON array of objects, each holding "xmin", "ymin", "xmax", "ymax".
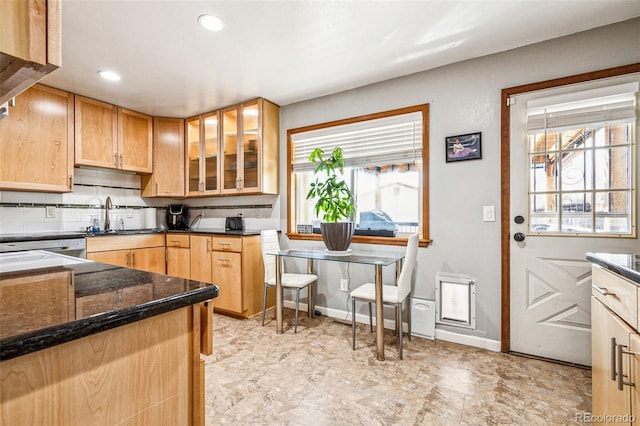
[{"xmin": 513, "ymin": 232, "xmax": 526, "ymax": 242}]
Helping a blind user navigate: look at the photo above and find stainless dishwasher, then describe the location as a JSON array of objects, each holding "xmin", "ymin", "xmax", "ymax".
[{"xmin": 0, "ymin": 235, "xmax": 87, "ymax": 258}]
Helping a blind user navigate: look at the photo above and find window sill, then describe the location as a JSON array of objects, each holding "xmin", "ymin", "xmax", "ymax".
[{"xmin": 286, "ymin": 232, "xmax": 431, "ymax": 247}]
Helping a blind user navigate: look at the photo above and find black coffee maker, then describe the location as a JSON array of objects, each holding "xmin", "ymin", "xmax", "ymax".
[{"xmin": 166, "ymin": 205, "xmax": 189, "ymax": 230}]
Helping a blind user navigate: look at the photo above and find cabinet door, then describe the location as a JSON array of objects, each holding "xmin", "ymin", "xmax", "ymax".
[
  {"xmin": 131, "ymin": 247, "xmax": 165, "ymax": 274},
  {"xmin": 87, "ymin": 249, "xmax": 130, "ymax": 268},
  {"xmin": 167, "ymin": 247, "xmax": 190, "ymax": 279},
  {"xmin": 118, "ymin": 108, "xmax": 153, "ymax": 173},
  {"xmin": 186, "ymin": 116, "xmax": 203, "ymax": 196},
  {"xmin": 190, "ymin": 236, "xmax": 212, "ymax": 283},
  {"xmin": 0, "ymin": 84, "xmax": 73, "ymax": 192},
  {"xmin": 0, "ymin": 0, "xmax": 61, "ymax": 104},
  {"xmin": 592, "ymin": 297, "xmax": 633, "ymax": 424},
  {"xmin": 75, "ymin": 95, "xmax": 118, "ymax": 168},
  {"xmin": 202, "ymin": 110, "xmax": 220, "ymax": 194},
  {"xmin": 221, "ymin": 105, "xmax": 240, "ymax": 194},
  {"xmin": 141, "ymin": 117, "xmax": 185, "ymax": 197},
  {"xmin": 211, "ymin": 251, "xmax": 242, "ymax": 313},
  {"xmin": 76, "ymin": 291, "xmax": 117, "ymax": 318},
  {"xmin": 240, "ymin": 100, "xmax": 260, "ymax": 192}
]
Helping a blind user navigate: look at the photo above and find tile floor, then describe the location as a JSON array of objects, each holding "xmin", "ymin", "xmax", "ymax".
[{"xmin": 204, "ymin": 310, "xmax": 592, "ymax": 425}]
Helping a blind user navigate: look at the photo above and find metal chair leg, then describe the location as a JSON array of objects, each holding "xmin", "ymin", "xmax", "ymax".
[
  {"xmin": 294, "ymin": 288, "xmax": 300, "ymax": 333},
  {"xmin": 261, "ymin": 283, "xmax": 268, "ymax": 326},
  {"xmin": 352, "ymin": 297, "xmax": 356, "ymax": 350},
  {"xmin": 398, "ymin": 301, "xmax": 403, "ymax": 360},
  {"xmin": 368, "ymin": 303, "xmax": 373, "ymax": 332},
  {"xmin": 408, "ymin": 294, "xmax": 412, "ymax": 341}
]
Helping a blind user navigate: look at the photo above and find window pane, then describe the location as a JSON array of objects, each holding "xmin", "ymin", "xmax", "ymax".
[
  {"xmin": 595, "ymin": 146, "xmax": 631, "ymax": 190},
  {"xmin": 529, "ymin": 153, "xmax": 558, "ymax": 192},
  {"xmin": 595, "ymin": 123, "xmax": 633, "ymax": 147},
  {"xmin": 595, "ymin": 191, "xmax": 632, "ymax": 234},
  {"xmin": 561, "ymin": 192, "xmax": 593, "ymax": 233},
  {"xmin": 560, "ymin": 148, "xmax": 592, "ymax": 191}
]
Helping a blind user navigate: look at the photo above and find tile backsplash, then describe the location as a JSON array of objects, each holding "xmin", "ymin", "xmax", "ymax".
[{"xmin": 0, "ymin": 168, "xmax": 280, "ymax": 234}]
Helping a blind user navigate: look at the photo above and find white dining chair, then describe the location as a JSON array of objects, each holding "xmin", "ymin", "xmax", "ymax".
[
  {"xmin": 349, "ymin": 233, "xmax": 419, "ymax": 359},
  {"xmin": 260, "ymin": 230, "xmax": 317, "ymax": 333}
]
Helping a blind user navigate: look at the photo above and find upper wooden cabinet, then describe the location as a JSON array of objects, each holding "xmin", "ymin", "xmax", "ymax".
[
  {"xmin": 0, "ymin": 84, "xmax": 74, "ymax": 192},
  {"xmin": 0, "ymin": 0, "xmax": 61, "ymax": 105},
  {"xmin": 141, "ymin": 117, "xmax": 185, "ymax": 197},
  {"xmin": 186, "ymin": 110, "xmax": 220, "ymax": 196},
  {"xmin": 75, "ymin": 95, "xmax": 153, "ymax": 173},
  {"xmin": 220, "ymin": 98, "xmax": 279, "ymax": 195}
]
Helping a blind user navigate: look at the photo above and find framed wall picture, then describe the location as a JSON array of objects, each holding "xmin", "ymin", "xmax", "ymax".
[{"xmin": 446, "ymin": 132, "xmax": 482, "ymax": 162}]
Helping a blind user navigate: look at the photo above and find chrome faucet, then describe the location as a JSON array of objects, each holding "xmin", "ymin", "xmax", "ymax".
[{"xmin": 104, "ymin": 196, "xmax": 112, "ymax": 232}]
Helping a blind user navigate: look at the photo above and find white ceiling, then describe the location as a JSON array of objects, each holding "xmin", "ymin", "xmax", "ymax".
[{"xmin": 41, "ymin": 0, "xmax": 640, "ymax": 118}]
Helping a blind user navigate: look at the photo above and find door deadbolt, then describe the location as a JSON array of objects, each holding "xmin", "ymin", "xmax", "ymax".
[
  {"xmin": 514, "ymin": 215, "xmax": 525, "ymax": 224},
  {"xmin": 514, "ymin": 232, "xmax": 526, "ymax": 242}
]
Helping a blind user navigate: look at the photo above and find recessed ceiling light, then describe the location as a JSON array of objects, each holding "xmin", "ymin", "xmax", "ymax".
[
  {"xmin": 98, "ymin": 70, "xmax": 121, "ymax": 81},
  {"xmin": 198, "ymin": 14, "xmax": 224, "ymax": 32}
]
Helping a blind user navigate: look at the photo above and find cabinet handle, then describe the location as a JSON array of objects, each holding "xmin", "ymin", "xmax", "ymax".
[
  {"xmin": 119, "ymin": 154, "xmax": 123, "ymax": 168},
  {"xmin": 156, "ymin": 182, "xmax": 159, "ymax": 194},
  {"xmin": 165, "ymin": 248, "xmax": 169, "ymax": 262},
  {"xmin": 611, "ymin": 337, "xmax": 617, "ymax": 381},
  {"xmin": 218, "ymin": 242, "xmax": 230, "ymax": 247},
  {"xmin": 206, "ymin": 239, "xmax": 210, "ymax": 253},
  {"xmin": 617, "ymin": 343, "xmax": 637, "ymax": 391},
  {"xmin": 114, "ymin": 153, "xmax": 119, "ymax": 168},
  {"xmin": 132, "ymin": 252, "xmax": 136, "ymax": 267},
  {"xmin": 218, "ymin": 258, "xmax": 230, "ymax": 262},
  {"xmin": 594, "ymin": 285, "xmax": 615, "ymax": 296},
  {"xmin": 69, "ymin": 175, "xmax": 73, "ymax": 190},
  {"xmin": 126, "ymin": 252, "xmax": 131, "ymax": 266}
]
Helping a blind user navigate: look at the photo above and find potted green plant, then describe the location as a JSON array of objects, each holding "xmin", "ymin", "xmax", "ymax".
[{"xmin": 306, "ymin": 147, "xmax": 356, "ymax": 252}]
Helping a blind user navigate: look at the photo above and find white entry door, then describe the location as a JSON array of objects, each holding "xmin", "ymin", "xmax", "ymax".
[{"xmin": 509, "ymin": 75, "xmax": 639, "ymax": 366}]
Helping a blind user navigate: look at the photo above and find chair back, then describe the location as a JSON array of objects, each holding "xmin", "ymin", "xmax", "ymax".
[
  {"xmin": 397, "ymin": 233, "xmax": 419, "ymax": 300},
  {"xmin": 260, "ymin": 230, "xmax": 280, "ymax": 283}
]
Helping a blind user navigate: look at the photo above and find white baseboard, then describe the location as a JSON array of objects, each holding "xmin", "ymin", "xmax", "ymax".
[{"xmin": 283, "ymin": 300, "xmax": 501, "ymax": 352}]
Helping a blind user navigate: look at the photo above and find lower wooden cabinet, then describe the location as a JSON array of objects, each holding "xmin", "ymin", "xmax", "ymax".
[
  {"xmin": 591, "ymin": 265, "xmax": 640, "ymax": 425},
  {"xmin": 86, "ymin": 234, "xmax": 165, "ymax": 274},
  {"xmin": 166, "ymin": 234, "xmax": 190, "ymax": 279},
  {"xmin": 189, "ymin": 234, "xmax": 270, "ymax": 318}
]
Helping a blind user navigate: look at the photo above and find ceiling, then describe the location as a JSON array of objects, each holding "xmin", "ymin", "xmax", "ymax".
[{"xmin": 41, "ymin": 1, "xmax": 640, "ymax": 118}]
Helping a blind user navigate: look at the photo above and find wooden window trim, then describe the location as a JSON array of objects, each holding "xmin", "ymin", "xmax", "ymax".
[{"xmin": 286, "ymin": 103, "xmax": 431, "ymax": 247}]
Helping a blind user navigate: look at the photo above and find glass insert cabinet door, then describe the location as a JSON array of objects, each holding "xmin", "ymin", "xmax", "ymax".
[
  {"xmin": 221, "ymin": 100, "xmax": 261, "ymax": 193},
  {"xmin": 186, "ymin": 111, "xmax": 220, "ymax": 196}
]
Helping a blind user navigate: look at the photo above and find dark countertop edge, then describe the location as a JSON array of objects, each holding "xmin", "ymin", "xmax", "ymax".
[
  {"xmin": 586, "ymin": 253, "xmax": 640, "ymax": 285},
  {"xmin": 0, "ymin": 285, "xmax": 219, "ymax": 362},
  {"xmin": 0, "ymin": 229, "xmax": 263, "ymax": 243}
]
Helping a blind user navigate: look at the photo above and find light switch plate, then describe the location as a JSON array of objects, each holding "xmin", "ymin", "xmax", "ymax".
[
  {"xmin": 483, "ymin": 205, "xmax": 495, "ymax": 222},
  {"xmin": 45, "ymin": 206, "xmax": 56, "ymax": 218}
]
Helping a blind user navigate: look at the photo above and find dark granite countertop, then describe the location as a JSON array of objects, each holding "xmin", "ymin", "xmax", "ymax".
[
  {"xmin": 0, "ymin": 252, "xmax": 218, "ymax": 361},
  {"xmin": 586, "ymin": 252, "xmax": 640, "ymax": 285},
  {"xmin": 0, "ymin": 228, "xmax": 263, "ymax": 243}
]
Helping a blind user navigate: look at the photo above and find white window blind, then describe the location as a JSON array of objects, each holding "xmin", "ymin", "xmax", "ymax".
[
  {"xmin": 292, "ymin": 111, "xmax": 422, "ymax": 172},
  {"xmin": 527, "ymin": 82, "xmax": 638, "ymax": 133}
]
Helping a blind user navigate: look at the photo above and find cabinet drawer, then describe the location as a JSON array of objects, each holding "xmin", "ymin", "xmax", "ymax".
[
  {"xmin": 211, "ymin": 236, "xmax": 241, "ymax": 252},
  {"xmin": 86, "ymin": 234, "xmax": 165, "ymax": 252},
  {"xmin": 166, "ymin": 234, "xmax": 190, "ymax": 248},
  {"xmin": 592, "ymin": 265, "xmax": 638, "ymax": 329}
]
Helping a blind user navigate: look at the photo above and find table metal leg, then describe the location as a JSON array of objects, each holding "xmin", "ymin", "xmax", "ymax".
[
  {"xmin": 276, "ymin": 255, "xmax": 283, "ymax": 334},
  {"xmin": 307, "ymin": 259, "xmax": 314, "ymax": 318},
  {"xmin": 375, "ymin": 265, "xmax": 385, "ymax": 361}
]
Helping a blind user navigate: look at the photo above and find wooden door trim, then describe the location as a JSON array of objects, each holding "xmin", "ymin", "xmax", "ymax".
[{"xmin": 500, "ymin": 63, "xmax": 640, "ymax": 353}]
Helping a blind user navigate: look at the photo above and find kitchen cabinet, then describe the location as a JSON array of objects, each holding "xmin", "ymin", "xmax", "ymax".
[
  {"xmin": 186, "ymin": 110, "xmax": 219, "ymax": 196},
  {"xmin": 591, "ymin": 265, "xmax": 639, "ymax": 424},
  {"xmin": 0, "ymin": 269, "xmax": 73, "ymax": 338},
  {"xmin": 166, "ymin": 234, "xmax": 190, "ymax": 279},
  {"xmin": 220, "ymin": 98, "xmax": 279, "ymax": 195},
  {"xmin": 0, "ymin": 84, "xmax": 74, "ymax": 192},
  {"xmin": 189, "ymin": 234, "xmax": 268, "ymax": 317},
  {"xmin": 141, "ymin": 117, "xmax": 185, "ymax": 197},
  {"xmin": 75, "ymin": 96, "xmax": 153, "ymax": 173},
  {"xmin": 0, "ymin": 0, "xmax": 61, "ymax": 105},
  {"xmin": 86, "ymin": 234, "xmax": 165, "ymax": 274}
]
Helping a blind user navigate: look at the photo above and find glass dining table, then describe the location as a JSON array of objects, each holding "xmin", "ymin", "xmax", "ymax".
[{"xmin": 270, "ymin": 249, "xmax": 405, "ymax": 361}]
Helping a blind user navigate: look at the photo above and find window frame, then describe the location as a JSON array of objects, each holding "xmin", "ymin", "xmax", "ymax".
[{"xmin": 286, "ymin": 104, "xmax": 431, "ymax": 247}]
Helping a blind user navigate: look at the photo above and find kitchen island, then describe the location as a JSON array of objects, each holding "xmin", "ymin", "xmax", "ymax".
[{"xmin": 0, "ymin": 250, "xmax": 218, "ymax": 425}]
